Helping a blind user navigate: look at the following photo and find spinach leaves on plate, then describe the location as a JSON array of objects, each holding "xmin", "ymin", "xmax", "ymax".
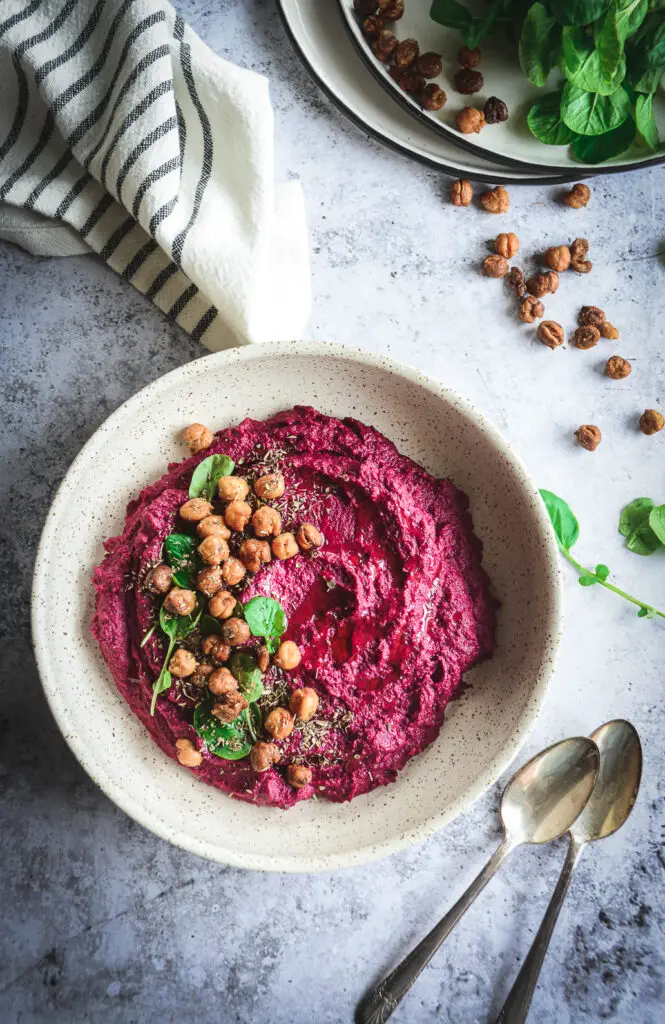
[
  {"xmin": 243, "ymin": 595, "xmax": 287, "ymax": 654},
  {"xmin": 150, "ymin": 599, "xmax": 203, "ymax": 715},
  {"xmin": 188, "ymin": 453, "xmax": 235, "ymax": 501},
  {"xmin": 429, "ymin": 0, "xmax": 664, "ymax": 163}
]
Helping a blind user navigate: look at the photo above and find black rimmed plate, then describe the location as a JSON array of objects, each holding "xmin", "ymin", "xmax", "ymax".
[
  {"xmin": 336, "ymin": 0, "xmax": 665, "ymax": 176},
  {"xmin": 277, "ymin": 0, "xmax": 575, "ymax": 182}
]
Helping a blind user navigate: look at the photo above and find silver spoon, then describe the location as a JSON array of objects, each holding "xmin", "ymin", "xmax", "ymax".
[
  {"xmin": 357, "ymin": 736, "xmax": 600, "ymax": 1024},
  {"xmin": 495, "ymin": 719, "xmax": 642, "ymax": 1024}
]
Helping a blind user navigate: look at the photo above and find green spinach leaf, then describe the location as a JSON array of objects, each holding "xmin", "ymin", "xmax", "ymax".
[
  {"xmin": 635, "ymin": 91, "xmax": 660, "ymax": 146},
  {"xmin": 619, "ymin": 497, "xmax": 662, "ymax": 554},
  {"xmin": 629, "ymin": 17, "xmax": 665, "ymax": 90},
  {"xmin": 229, "ymin": 650, "xmax": 264, "ymax": 703},
  {"xmin": 649, "ymin": 504, "xmax": 665, "ymax": 544},
  {"xmin": 539, "ymin": 490, "xmax": 580, "ymax": 550},
  {"xmin": 572, "ymin": 115, "xmax": 636, "ymax": 160},
  {"xmin": 188, "ymin": 453, "xmax": 235, "ymax": 501},
  {"xmin": 551, "ymin": 0, "xmax": 612, "ymax": 26},
  {"xmin": 614, "ymin": 0, "xmax": 649, "ymax": 41},
  {"xmin": 150, "ymin": 599, "xmax": 203, "ymax": 715},
  {"xmin": 244, "ymin": 596, "xmax": 287, "ymax": 641},
  {"xmin": 527, "ymin": 92, "xmax": 579, "ymax": 144},
  {"xmin": 561, "ymin": 82, "xmax": 631, "ymax": 134},
  {"xmin": 200, "ymin": 614, "xmax": 222, "ymax": 636},
  {"xmin": 163, "ymin": 533, "xmax": 200, "ymax": 588},
  {"xmin": 193, "ymin": 697, "xmax": 252, "ymax": 760},
  {"xmin": 563, "ymin": 26, "xmax": 627, "ymax": 93},
  {"xmin": 519, "ymin": 4, "xmax": 558, "ymax": 86},
  {"xmin": 429, "ymin": 0, "xmax": 473, "ymax": 32}
]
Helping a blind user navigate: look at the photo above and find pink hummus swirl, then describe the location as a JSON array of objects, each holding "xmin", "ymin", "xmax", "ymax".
[{"xmin": 92, "ymin": 407, "xmax": 496, "ymax": 808}]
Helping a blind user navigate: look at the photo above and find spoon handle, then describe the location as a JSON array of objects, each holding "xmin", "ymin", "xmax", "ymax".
[
  {"xmin": 357, "ymin": 839, "xmax": 514, "ymax": 1024},
  {"xmin": 494, "ymin": 837, "xmax": 586, "ymax": 1024}
]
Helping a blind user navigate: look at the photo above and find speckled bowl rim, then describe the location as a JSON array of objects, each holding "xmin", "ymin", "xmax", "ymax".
[{"xmin": 32, "ymin": 341, "xmax": 562, "ymax": 872}]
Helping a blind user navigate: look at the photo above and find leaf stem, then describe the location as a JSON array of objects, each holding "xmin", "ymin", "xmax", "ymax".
[
  {"xmin": 561, "ymin": 548, "xmax": 665, "ymax": 620},
  {"xmin": 151, "ymin": 635, "xmax": 176, "ymax": 716}
]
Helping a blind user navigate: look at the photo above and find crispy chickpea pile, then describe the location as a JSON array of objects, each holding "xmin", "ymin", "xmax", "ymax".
[{"xmin": 146, "ymin": 427, "xmax": 332, "ymax": 789}]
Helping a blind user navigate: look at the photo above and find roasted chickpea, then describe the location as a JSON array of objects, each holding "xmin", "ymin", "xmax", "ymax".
[
  {"xmin": 254, "ymin": 472, "xmax": 285, "ymax": 500},
  {"xmin": 208, "ymin": 590, "xmax": 236, "ymax": 620},
  {"xmin": 264, "ymin": 707, "xmax": 295, "ymax": 741},
  {"xmin": 252, "ymin": 506, "xmax": 282, "ymax": 538},
  {"xmin": 296, "ymin": 523, "xmax": 324, "ymax": 551},
  {"xmin": 175, "ymin": 737, "xmax": 203, "ymax": 767},
  {"xmin": 272, "ymin": 532, "xmax": 299, "ymax": 560},
  {"xmin": 211, "ymin": 691, "xmax": 248, "ymax": 723},
  {"xmin": 289, "ymin": 687, "xmax": 319, "ymax": 722},
  {"xmin": 238, "ymin": 538, "xmax": 271, "ymax": 573},
  {"xmin": 220, "ymin": 617, "xmax": 251, "ymax": 646},
  {"xmin": 257, "ymin": 645, "xmax": 270, "ymax": 673},
  {"xmin": 201, "ymin": 635, "xmax": 231, "ymax": 663},
  {"xmin": 217, "ymin": 476, "xmax": 250, "ymax": 502},
  {"xmin": 163, "ymin": 588, "xmax": 196, "ymax": 616},
  {"xmin": 221, "ymin": 557, "xmax": 246, "ymax": 586},
  {"xmin": 250, "ymin": 741, "xmax": 280, "ymax": 773},
  {"xmin": 208, "ymin": 667, "xmax": 238, "ymax": 695},
  {"xmin": 145, "ymin": 563, "xmax": 173, "ymax": 594},
  {"xmin": 179, "ymin": 497, "xmax": 213, "ymax": 522},
  {"xmin": 182, "ymin": 423, "xmax": 213, "ymax": 454},
  {"xmin": 224, "ymin": 500, "xmax": 252, "ymax": 532},
  {"xmin": 273, "ymin": 640, "xmax": 302, "ymax": 671},
  {"xmin": 287, "ymin": 764, "xmax": 312, "ymax": 789},
  {"xmin": 193, "ymin": 663, "xmax": 214, "ymax": 679},
  {"xmin": 196, "ymin": 566, "xmax": 223, "ymax": 597},
  {"xmin": 197, "ymin": 535, "xmax": 230, "ymax": 566},
  {"xmin": 197, "ymin": 516, "xmax": 231, "ymax": 540},
  {"xmin": 168, "ymin": 648, "xmax": 197, "ymax": 678}
]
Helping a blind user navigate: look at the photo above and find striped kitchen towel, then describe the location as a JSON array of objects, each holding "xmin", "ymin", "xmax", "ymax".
[{"xmin": 0, "ymin": 0, "xmax": 310, "ymax": 350}]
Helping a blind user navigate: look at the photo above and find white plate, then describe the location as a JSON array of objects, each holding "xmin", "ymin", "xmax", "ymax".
[
  {"xmin": 276, "ymin": 0, "xmax": 572, "ymax": 182},
  {"xmin": 337, "ymin": 0, "xmax": 665, "ymax": 174},
  {"xmin": 32, "ymin": 342, "xmax": 561, "ymax": 872}
]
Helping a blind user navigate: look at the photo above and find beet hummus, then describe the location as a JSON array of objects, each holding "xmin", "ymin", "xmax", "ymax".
[{"xmin": 92, "ymin": 407, "xmax": 496, "ymax": 808}]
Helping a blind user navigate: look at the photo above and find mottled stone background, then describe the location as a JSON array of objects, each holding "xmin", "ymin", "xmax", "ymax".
[{"xmin": 1, "ymin": 1, "xmax": 664, "ymax": 1022}]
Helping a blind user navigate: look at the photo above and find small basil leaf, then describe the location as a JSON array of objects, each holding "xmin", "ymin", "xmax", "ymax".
[
  {"xmin": 561, "ymin": 82, "xmax": 631, "ymax": 136},
  {"xmin": 159, "ymin": 598, "xmax": 203, "ymax": 640},
  {"xmin": 539, "ymin": 490, "xmax": 580, "ymax": 551},
  {"xmin": 163, "ymin": 533, "xmax": 201, "ymax": 589},
  {"xmin": 619, "ymin": 495, "xmax": 661, "ymax": 554},
  {"xmin": 595, "ymin": 563, "xmax": 611, "ymax": 581},
  {"xmin": 637, "ymin": 606, "xmax": 649, "ymax": 617},
  {"xmin": 188, "ymin": 453, "xmax": 235, "ymax": 501},
  {"xmin": 648, "ymin": 504, "xmax": 665, "ymax": 544},
  {"xmin": 229, "ymin": 651, "xmax": 264, "ymax": 703},
  {"xmin": 572, "ymin": 116, "xmax": 636, "ymax": 161},
  {"xmin": 635, "ymin": 92, "xmax": 660, "ymax": 147},
  {"xmin": 579, "ymin": 574, "xmax": 598, "ymax": 586},
  {"xmin": 193, "ymin": 698, "xmax": 252, "ymax": 760},
  {"xmin": 527, "ymin": 92, "xmax": 579, "ymax": 145},
  {"xmin": 244, "ymin": 596, "xmax": 287, "ymax": 640},
  {"xmin": 200, "ymin": 614, "xmax": 222, "ymax": 636},
  {"xmin": 519, "ymin": 3, "xmax": 558, "ymax": 86}
]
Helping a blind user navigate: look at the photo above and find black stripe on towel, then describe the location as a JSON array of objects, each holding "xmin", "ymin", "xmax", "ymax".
[
  {"xmin": 53, "ymin": 170, "xmax": 92, "ymax": 220},
  {"xmin": 149, "ymin": 197, "xmax": 176, "ymax": 236},
  {"xmin": 145, "ymin": 262, "xmax": 178, "ymax": 301},
  {"xmin": 80, "ymin": 193, "xmax": 114, "ymax": 237},
  {"xmin": 191, "ymin": 307, "xmax": 218, "ymax": 343},
  {"xmin": 170, "ymin": 28, "xmax": 213, "ymax": 266},
  {"xmin": 0, "ymin": 0, "xmax": 41, "ymax": 39},
  {"xmin": 69, "ymin": 9, "xmax": 164, "ymax": 154},
  {"xmin": 0, "ymin": 111, "xmax": 55, "ymax": 202},
  {"xmin": 100, "ymin": 80, "xmax": 173, "ymax": 189},
  {"xmin": 25, "ymin": 151, "xmax": 73, "ymax": 209},
  {"xmin": 35, "ymin": 0, "xmax": 105, "ymax": 86},
  {"xmin": 131, "ymin": 156, "xmax": 178, "ymax": 220},
  {"xmin": 168, "ymin": 284, "xmax": 198, "ymax": 321},
  {"xmin": 0, "ymin": 0, "xmax": 79, "ymax": 163},
  {"xmin": 115, "ymin": 116, "xmax": 177, "ymax": 204},
  {"xmin": 99, "ymin": 217, "xmax": 136, "ymax": 261},
  {"xmin": 122, "ymin": 239, "xmax": 159, "ymax": 281}
]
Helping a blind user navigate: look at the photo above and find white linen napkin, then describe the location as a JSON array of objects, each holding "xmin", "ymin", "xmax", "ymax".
[{"xmin": 0, "ymin": 0, "xmax": 310, "ymax": 350}]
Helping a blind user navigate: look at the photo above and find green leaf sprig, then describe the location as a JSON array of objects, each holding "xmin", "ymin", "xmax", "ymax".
[
  {"xmin": 188, "ymin": 453, "xmax": 235, "ymax": 501},
  {"xmin": 619, "ymin": 497, "xmax": 665, "ymax": 554},
  {"xmin": 150, "ymin": 599, "xmax": 203, "ymax": 715},
  {"xmin": 243, "ymin": 595, "xmax": 287, "ymax": 655},
  {"xmin": 540, "ymin": 489, "xmax": 665, "ymax": 620}
]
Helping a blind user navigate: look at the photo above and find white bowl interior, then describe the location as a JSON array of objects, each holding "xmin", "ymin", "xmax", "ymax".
[{"xmin": 32, "ymin": 342, "xmax": 560, "ymax": 871}]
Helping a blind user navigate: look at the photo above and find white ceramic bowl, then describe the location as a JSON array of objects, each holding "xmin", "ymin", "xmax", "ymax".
[{"xmin": 32, "ymin": 342, "xmax": 561, "ymax": 872}]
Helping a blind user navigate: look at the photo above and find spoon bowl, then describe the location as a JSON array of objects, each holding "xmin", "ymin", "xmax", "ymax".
[
  {"xmin": 572, "ymin": 719, "xmax": 642, "ymax": 844},
  {"xmin": 501, "ymin": 737, "xmax": 601, "ymax": 846}
]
